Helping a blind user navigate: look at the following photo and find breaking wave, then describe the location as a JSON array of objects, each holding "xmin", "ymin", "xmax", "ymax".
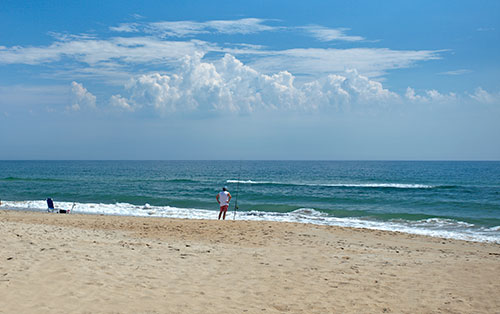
[
  {"xmin": 227, "ymin": 180, "xmax": 435, "ymax": 189},
  {"xmin": 2, "ymin": 200, "xmax": 498, "ymax": 243}
]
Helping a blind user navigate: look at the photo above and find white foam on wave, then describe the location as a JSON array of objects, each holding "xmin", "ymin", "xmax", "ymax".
[
  {"xmin": 2, "ymin": 200, "xmax": 498, "ymax": 243},
  {"xmin": 414, "ymin": 218, "xmax": 475, "ymax": 228},
  {"xmin": 327, "ymin": 183, "xmax": 433, "ymax": 189},
  {"xmin": 291, "ymin": 208, "xmax": 328, "ymax": 217},
  {"xmin": 227, "ymin": 179, "xmax": 274, "ymax": 184},
  {"xmin": 227, "ymin": 179, "xmax": 433, "ymax": 189}
]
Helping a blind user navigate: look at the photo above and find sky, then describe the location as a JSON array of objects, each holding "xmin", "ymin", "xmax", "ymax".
[{"xmin": 0, "ymin": 0, "xmax": 499, "ymax": 160}]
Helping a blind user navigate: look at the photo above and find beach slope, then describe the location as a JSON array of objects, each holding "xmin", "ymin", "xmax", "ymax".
[{"xmin": 1, "ymin": 210, "xmax": 499, "ymax": 313}]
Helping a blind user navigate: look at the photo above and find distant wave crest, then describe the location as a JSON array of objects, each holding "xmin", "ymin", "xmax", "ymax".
[
  {"xmin": 227, "ymin": 179, "xmax": 434, "ymax": 189},
  {"xmin": 1, "ymin": 176, "xmax": 63, "ymax": 182},
  {"xmin": 165, "ymin": 179, "xmax": 199, "ymax": 183}
]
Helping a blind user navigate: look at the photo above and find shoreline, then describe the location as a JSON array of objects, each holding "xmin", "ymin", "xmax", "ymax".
[
  {"xmin": 1, "ymin": 209, "xmax": 500, "ymax": 313},
  {"xmin": 2, "ymin": 203, "xmax": 499, "ymax": 244}
]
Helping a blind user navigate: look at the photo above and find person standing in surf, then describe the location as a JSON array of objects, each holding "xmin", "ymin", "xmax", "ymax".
[{"xmin": 216, "ymin": 186, "xmax": 232, "ymax": 220}]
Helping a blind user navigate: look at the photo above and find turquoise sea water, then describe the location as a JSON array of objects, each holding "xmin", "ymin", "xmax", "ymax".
[{"xmin": 1, "ymin": 160, "xmax": 499, "ymax": 242}]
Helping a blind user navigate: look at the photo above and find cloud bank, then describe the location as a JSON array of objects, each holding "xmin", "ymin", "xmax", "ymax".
[
  {"xmin": 105, "ymin": 54, "xmax": 498, "ymax": 116},
  {"xmin": 110, "ymin": 54, "xmax": 400, "ymax": 115}
]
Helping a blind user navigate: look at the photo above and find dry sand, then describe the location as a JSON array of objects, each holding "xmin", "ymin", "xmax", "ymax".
[{"xmin": 1, "ymin": 209, "xmax": 499, "ymax": 314}]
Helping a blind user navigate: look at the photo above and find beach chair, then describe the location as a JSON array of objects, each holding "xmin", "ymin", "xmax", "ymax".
[
  {"xmin": 47, "ymin": 198, "xmax": 55, "ymax": 212},
  {"xmin": 47, "ymin": 198, "xmax": 71, "ymax": 214}
]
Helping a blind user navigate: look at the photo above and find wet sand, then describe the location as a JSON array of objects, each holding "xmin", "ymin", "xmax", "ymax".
[{"xmin": 1, "ymin": 209, "xmax": 499, "ymax": 313}]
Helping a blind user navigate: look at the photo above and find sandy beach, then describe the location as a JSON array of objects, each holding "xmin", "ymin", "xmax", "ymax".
[{"xmin": 1, "ymin": 209, "xmax": 499, "ymax": 314}]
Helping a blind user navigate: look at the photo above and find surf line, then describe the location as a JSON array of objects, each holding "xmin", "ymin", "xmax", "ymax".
[{"xmin": 233, "ymin": 161, "xmax": 242, "ymax": 220}]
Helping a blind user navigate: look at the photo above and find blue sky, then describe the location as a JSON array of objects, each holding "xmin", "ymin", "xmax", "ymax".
[{"xmin": 0, "ymin": 0, "xmax": 499, "ymax": 160}]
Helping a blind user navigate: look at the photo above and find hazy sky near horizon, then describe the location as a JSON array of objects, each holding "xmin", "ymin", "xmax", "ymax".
[{"xmin": 1, "ymin": 0, "xmax": 499, "ymax": 160}]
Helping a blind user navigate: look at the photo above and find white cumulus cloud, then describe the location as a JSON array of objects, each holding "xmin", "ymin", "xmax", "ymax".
[
  {"xmin": 405, "ymin": 86, "xmax": 500, "ymax": 106},
  {"xmin": 110, "ymin": 94, "xmax": 134, "ymax": 111},
  {"xmin": 468, "ymin": 87, "xmax": 498, "ymax": 104},
  {"xmin": 405, "ymin": 87, "xmax": 457, "ymax": 103},
  {"xmin": 69, "ymin": 81, "xmax": 96, "ymax": 111},
  {"xmin": 111, "ymin": 54, "xmax": 399, "ymax": 115}
]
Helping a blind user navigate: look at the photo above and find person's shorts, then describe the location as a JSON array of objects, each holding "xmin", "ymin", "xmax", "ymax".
[{"xmin": 220, "ymin": 205, "xmax": 229, "ymax": 211}]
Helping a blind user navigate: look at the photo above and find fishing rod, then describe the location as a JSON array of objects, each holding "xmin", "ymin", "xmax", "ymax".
[{"xmin": 233, "ymin": 161, "xmax": 242, "ymax": 220}]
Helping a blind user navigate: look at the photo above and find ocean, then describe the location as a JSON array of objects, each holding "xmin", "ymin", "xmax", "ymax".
[{"xmin": 1, "ymin": 160, "xmax": 499, "ymax": 243}]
